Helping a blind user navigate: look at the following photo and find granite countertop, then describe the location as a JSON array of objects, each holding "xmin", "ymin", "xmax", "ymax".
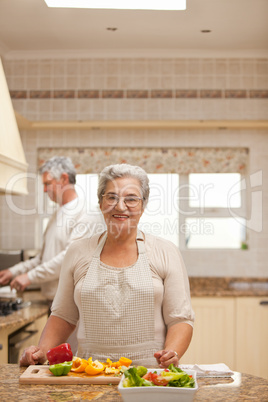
[
  {"xmin": 0, "ymin": 304, "xmax": 49, "ymax": 330},
  {"xmin": 0, "ymin": 364, "xmax": 267, "ymax": 402},
  {"xmin": 189, "ymin": 277, "xmax": 268, "ymax": 297},
  {"xmin": 0, "ymin": 291, "xmax": 49, "ymax": 330}
]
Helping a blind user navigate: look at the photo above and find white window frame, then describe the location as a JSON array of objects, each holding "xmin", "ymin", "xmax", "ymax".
[{"xmin": 178, "ymin": 173, "xmax": 247, "ymax": 250}]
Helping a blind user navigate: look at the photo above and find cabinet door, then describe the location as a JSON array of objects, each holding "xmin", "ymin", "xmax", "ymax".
[
  {"xmin": 180, "ymin": 297, "xmax": 235, "ymax": 368},
  {"xmin": 235, "ymin": 297, "xmax": 268, "ymax": 379}
]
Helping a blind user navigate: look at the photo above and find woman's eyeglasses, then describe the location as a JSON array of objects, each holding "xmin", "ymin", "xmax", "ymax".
[{"xmin": 102, "ymin": 194, "xmax": 143, "ymax": 208}]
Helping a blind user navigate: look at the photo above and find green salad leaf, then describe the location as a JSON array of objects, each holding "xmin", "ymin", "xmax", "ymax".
[{"xmin": 122, "ymin": 364, "xmax": 195, "ymax": 388}]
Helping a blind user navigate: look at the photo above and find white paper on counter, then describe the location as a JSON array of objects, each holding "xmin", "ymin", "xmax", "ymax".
[
  {"xmin": 180, "ymin": 363, "xmax": 234, "ymax": 377},
  {"xmin": 0, "ymin": 286, "xmax": 17, "ymax": 298}
]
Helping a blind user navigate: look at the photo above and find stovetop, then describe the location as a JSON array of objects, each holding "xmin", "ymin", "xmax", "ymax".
[{"xmin": 0, "ymin": 299, "xmax": 31, "ymax": 316}]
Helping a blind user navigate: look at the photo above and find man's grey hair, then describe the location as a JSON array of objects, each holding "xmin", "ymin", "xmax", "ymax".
[
  {"xmin": 98, "ymin": 164, "xmax": 150, "ymax": 208},
  {"xmin": 39, "ymin": 156, "xmax": 76, "ymax": 184}
]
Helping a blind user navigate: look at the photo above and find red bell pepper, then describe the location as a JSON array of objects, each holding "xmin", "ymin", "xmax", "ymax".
[{"xmin": 47, "ymin": 343, "xmax": 73, "ymax": 365}]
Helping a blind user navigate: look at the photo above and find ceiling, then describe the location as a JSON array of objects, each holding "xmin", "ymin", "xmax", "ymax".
[{"xmin": 0, "ymin": 0, "xmax": 268, "ymax": 59}]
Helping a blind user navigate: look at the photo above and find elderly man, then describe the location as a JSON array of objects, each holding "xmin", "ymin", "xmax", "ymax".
[{"xmin": 0, "ymin": 156, "xmax": 104, "ymax": 302}]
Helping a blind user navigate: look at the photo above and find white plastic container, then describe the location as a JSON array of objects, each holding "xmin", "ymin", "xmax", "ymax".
[{"xmin": 118, "ymin": 369, "xmax": 198, "ymax": 402}]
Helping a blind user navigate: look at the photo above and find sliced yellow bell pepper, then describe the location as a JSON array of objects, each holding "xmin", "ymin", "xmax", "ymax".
[
  {"xmin": 118, "ymin": 357, "xmax": 132, "ymax": 367},
  {"xmin": 71, "ymin": 357, "xmax": 89, "ymax": 373},
  {"xmin": 85, "ymin": 359, "xmax": 105, "ymax": 375}
]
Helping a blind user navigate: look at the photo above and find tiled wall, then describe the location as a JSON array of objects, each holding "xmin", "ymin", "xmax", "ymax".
[{"xmin": 1, "ymin": 57, "xmax": 268, "ymax": 277}]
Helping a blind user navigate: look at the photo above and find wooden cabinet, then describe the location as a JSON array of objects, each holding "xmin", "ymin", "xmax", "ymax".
[
  {"xmin": 235, "ymin": 297, "xmax": 268, "ymax": 379},
  {"xmin": 0, "ymin": 313, "xmax": 48, "ymax": 364},
  {"xmin": 180, "ymin": 297, "xmax": 235, "ymax": 368},
  {"xmin": 180, "ymin": 296, "xmax": 268, "ymax": 379}
]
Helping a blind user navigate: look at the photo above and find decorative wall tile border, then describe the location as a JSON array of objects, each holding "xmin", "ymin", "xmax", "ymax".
[
  {"xmin": 53, "ymin": 90, "xmax": 75, "ymax": 99},
  {"xmin": 225, "ymin": 90, "xmax": 247, "ymax": 98},
  {"xmin": 151, "ymin": 90, "xmax": 173, "ymax": 98},
  {"xmin": 175, "ymin": 90, "xmax": 198, "ymax": 98},
  {"xmin": 127, "ymin": 90, "xmax": 149, "ymax": 98},
  {"xmin": 78, "ymin": 90, "xmax": 100, "ymax": 98},
  {"xmin": 29, "ymin": 90, "xmax": 51, "ymax": 99},
  {"xmin": 9, "ymin": 90, "xmax": 27, "ymax": 99},
  {"xmin": 249, "ymin": 90, "xmax": 268, "ymax": 98},
  {"xmin": 102, "ymin": 90, "xmax": 124, "ymax": 98},
  {"xmin": 10, "ymin": 89, "xmax": 268, "ymax": 99},
  {"xmin": 200, "ymin": 90, "xmax": 222, "ymax": 98}
]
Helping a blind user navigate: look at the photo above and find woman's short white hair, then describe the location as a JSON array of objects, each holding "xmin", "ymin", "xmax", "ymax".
[{"xmin": 98, "ymin": 164, "xmax": 150, "ymax": 208}]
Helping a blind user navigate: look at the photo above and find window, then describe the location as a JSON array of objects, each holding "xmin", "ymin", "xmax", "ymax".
[
  {"xmin": 180, "ymin": 173, "xmax": 246, "ymax": 249},
  {"xmin": 39, "ymin": 172, "xmax": 246, "ymax": 250}
]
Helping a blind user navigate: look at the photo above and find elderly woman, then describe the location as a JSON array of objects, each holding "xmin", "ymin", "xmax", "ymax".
[{"xmin": 20, "ymin": 164, "xmax": 194, "ymax": 368}]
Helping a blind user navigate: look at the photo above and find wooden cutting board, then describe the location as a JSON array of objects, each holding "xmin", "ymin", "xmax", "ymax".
[{"xmin": 19, "ymin": 365, "xmax": 121, "ymax": 385}]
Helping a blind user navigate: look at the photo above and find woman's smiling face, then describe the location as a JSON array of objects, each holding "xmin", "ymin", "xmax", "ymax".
[{"xmin": 100, "ymin": 177, "xmax": 144, "ymax": 238}]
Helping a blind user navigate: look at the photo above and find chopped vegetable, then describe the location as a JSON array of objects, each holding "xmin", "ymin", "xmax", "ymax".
[
  {"xmin": 136, "ymin": 366, "xmax": 148, "ymax": 377},
  {"xmin": 123, "ymin": 367, "xmax": 153, "ymax": 387},
  {"xmin": 47, "ymin": 343, "xmax": 73, "ymax": 365},
  {"xmin": 122, "ymin": 364, "xmax": 195, "ymax": 388},
  {"xmin": 71, "ymin": 357, "xmax": 89, "ymax": 373},
  {"xmin": 85, "ymin": 357, "xmax": 105, "ymax": 375},
  {"xmin": 118, "ymin": 357, "xmax": 132, "ymax": 367},
  {"xmin": 49, "ymin": 361, "xmax": 73, "ymax": 376},
  {"xmin": 70, "ymin": 356, "xmax": 132, "ymax": 375},
  {"xmin": 105, "ymin": 366, "xmax": 120, "ymax": 375}
]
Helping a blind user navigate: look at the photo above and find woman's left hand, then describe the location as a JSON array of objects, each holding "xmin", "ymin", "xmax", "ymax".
[{"xmin": 154, "ymin": 349, "xmax": 179, "ymax": 368}]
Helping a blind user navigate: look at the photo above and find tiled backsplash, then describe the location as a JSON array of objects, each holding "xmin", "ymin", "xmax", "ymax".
[{"xmin": 0, "ymin": 56, "xmax": 268, "ymax": 277}]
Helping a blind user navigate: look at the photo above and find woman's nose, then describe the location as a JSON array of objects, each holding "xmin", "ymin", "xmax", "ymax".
[{"xmin": 115, "ymin": 198, "xmax": 127, "ymax": 210}]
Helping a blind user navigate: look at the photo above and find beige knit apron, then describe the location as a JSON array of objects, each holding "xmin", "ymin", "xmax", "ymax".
[{"xmin": 79, "ymin": 230, "xmax": 162, "ymax": 366}]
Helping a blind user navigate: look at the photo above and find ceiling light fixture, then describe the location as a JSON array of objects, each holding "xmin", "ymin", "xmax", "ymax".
[{"xmin": 44, "ymin": 0, "xmax": 186, "ymax": 11}]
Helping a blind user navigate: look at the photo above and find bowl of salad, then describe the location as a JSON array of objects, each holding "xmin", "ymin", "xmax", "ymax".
[{"xmin": 118, "ymin": 364, "xmax": 198, "ymax": 402}]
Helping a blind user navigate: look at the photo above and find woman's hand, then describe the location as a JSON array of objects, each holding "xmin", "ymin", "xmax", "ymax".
[
  {"xmin": 20, "ymin": 345, "xmax": 47, "ymax": 366},
  {"xmin": 154, "ymin": 349, "xmax": 179, "ymax": 368}
]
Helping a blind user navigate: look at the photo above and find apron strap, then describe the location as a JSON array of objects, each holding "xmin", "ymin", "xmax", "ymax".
[{"xmin": 93, "ymin": 232, "xmax": 107, "ymax": 257}]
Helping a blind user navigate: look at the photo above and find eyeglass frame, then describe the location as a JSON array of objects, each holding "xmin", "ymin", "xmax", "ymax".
[{"xmin": 101, "ymin": 193, "xmax": 143, "ymax": 208}]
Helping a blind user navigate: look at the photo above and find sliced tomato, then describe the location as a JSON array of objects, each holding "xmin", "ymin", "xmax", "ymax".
[
  {"xmin": 143, "ymin": 371, "xmax": 169, "ymax": 386},
  {"xmin": 152, "ymin": 376, "xmax": 169, "ymax": 386},
  {"xmin": 143, "ymin": 372, "xmax": 158, "ymax": 382}
]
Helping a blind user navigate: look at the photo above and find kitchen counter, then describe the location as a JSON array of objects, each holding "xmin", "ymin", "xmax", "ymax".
[
  {"xmin": 0, "ymin": 297, "xmax": 49, "ymax": 331},
  {"xmin": 189, "ymin": 277, "xmax": 268, "ymax": 297},
  {"xmin": 0, "ymin": 364, "xmax": 267, "ymax": 401},
  {"xmin": 0, "ymin": 291, "xmax": 49, "ymax": 364}
]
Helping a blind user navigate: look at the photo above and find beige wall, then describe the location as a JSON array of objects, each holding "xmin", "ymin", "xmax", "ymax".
[{"xmin": 0, "ymin": 57, "xmax": 267, "ymax": 277}]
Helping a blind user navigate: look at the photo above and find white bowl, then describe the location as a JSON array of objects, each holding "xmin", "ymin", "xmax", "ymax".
[{"xmin": 118, "ymin": 368, "xmax": 198, "ymax": 402}]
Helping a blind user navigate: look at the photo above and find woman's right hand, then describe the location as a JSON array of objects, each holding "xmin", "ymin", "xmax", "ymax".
[{"xmin": 19, "ymin": 345, "xmax": 47, "ymax": 366}]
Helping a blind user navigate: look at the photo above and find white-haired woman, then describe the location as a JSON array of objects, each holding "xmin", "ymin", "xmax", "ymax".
[{"xmin": 20, "ymin": 164, "xmax": 194, "ymax": 368}]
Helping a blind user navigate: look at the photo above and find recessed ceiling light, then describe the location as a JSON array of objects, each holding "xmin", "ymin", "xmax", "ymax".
[{"xmin": 44, "ymin": 0, "xmax": 186, "ymax": 10}]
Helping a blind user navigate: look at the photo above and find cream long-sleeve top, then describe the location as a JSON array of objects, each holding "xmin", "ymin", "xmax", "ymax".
[
  {"xmin": 51, "ymin": 232, "xmax": 195, "ymax": 349},
  {"xmin": 9, "ymin": 198, "xmax": 105, "ymax": 301}
]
